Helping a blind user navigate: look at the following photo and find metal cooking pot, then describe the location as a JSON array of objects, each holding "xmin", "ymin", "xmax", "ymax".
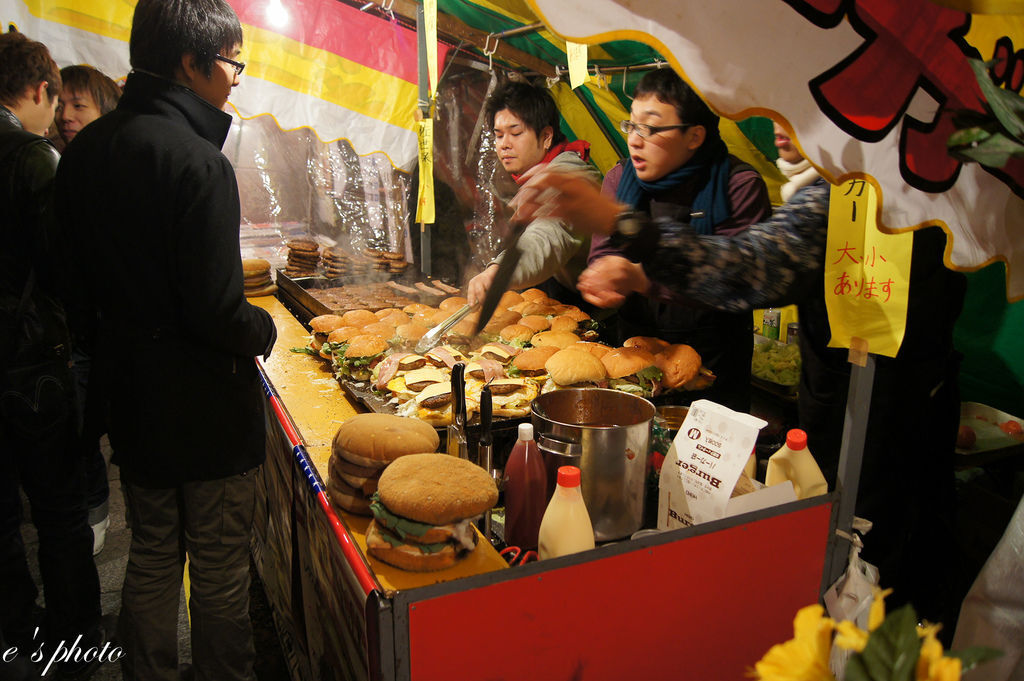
[{"xmin": 531, "ymin": 388, "xmax": 655, "ymax": 541}]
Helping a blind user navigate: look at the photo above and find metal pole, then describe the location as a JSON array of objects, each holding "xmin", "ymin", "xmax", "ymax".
[
  {"xmin": 821, "ymin": 355, "xmax": 875, "ymax": 595},
  {"xmin": 416, "ymin": 2, "xmax": 432, "ymax": 277}
]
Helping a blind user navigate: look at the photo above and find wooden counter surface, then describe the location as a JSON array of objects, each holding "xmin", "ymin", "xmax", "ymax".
[{"xmin": 252, "ymin": 295, "xmax": 508, "ymax": 593}]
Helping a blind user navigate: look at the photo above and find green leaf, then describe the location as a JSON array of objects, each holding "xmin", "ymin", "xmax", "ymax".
[
  {"xmin": 290, "ymin": 346, "xmax": 318, "ymax": 355},
  {"xmin": 846, "ymin": 605, "xmax": 921, "ymax": 681},
  {"xmin": 949, "ymin": 130, "xmax": 1024, "ymax": 168},
  {"xmin": 947, "ymin": 125, "xmax": 992, "ymax": 149},
  {"xmin": 968, "ymin": 58, "xmax": 1024, "ymax": 143},
  {"xmin": 948, "ymin": 645, "xmax": 1003, "ymax": 671}
]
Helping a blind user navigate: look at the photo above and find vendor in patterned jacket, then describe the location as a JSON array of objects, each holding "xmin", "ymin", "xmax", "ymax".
[{"xmin": 511, "ymin": 125, "xmax": 967, "ymax": 637}]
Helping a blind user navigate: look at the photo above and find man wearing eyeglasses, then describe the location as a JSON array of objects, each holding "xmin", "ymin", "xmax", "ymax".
[
  {"xmin": 55, "ymin": 0, "xmax": 275, "ymax": 679},
  {"xmin": 587, "ymin": 68, "xmax": 770, "ymax": 412}
]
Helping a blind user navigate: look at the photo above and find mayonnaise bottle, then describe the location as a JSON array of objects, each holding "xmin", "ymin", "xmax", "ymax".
[
  {"xmin": 764, "ymin": 428, "xmax": 828, "ymax": 500},
  {"xmin": 537, "ymin": 466, "xmax": 595, "ymax": 560}
]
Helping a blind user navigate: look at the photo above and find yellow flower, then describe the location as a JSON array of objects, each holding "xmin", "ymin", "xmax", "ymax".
[
  {"xmin": 868, "ymin": 587, "xmax": 893, "ymax": 632},
  {"xmin": 916, "ymin": 624, "xmax": 961, "ymax": 681},
  {"xmin": 752, "ymin": 605, "xmax": 836, "ymax": 681},
  {"xmin": 833, "ymin": 620, "xmax": 869, "ymax": 653}
]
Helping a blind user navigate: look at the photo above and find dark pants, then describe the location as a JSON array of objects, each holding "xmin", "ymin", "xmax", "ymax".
[
  {"xmin": 70, "ymin": 347, "xmax": 109, "ymax": 518},
  {"xmin": 119, "ymin": 471, "xmax": 258, "ymax": 681},
  {"xmin": 0, "ymin": 355, "xmax": 101, "ymax": 650}
]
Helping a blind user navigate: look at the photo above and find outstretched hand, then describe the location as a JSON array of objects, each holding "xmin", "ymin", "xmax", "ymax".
[
  {"xmin": 577, "ymin": 256, "xmax": 650, "ymax": 308},
  {"xmin": 509, "ymin": 165, "xmax": 625, "ymax": 235}
]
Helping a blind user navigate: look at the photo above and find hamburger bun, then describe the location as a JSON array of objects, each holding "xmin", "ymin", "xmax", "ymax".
[
  {"xmin": 572, "ymin": 341, "xmax": 613, "ymax": 359},
  {"xmin": 520, "ymin": 288, "xmax": 547, "ymax": 302},
  {"xmin": 601, "ymin": 347, "xmax": 657, "ymax": 379},
  {"xmin": 326, "ymin": 326, "xmax": 362, "ymax": 344},
  {"xmin": 624, "ymin": 336, "xmax": 670, "ymax": 355},
  {"xmin": 531, "ymin": 330, "xmax": 581, "ymax": 349},
  {"xmin": 519, "ymin": 315, "xmax": 551, "ymax": 332},
  {"xmin": 341, "ymin": 309, "xmax": 379, "ymax": 328},
  {"xmin": 344, "ymin": 334, "xmax": 389, "ymax": 359},
  {"xmin": 376, "ymin": 310, "xmax": 411, "ymax": 327},
  {"xmin": 510, "ymin": 345, "xmax": 560, "ymax": 377},
  {"xmin": 402, "ymin": 302, "xmax": 434, "ymax": 316},
  {"xmin": 499, "ymin": 324, "xmax": 535, "ymax": 344},
  {"xmin": 377, "ymin": 453, "xmax": 498, "ymax": 524},
  {"xmin": 361, "ymin": 320, "xmax": 398, "ymax": 340},
  {"xmin": 655, "ymin": 344, "xmax": 702, "ymax": 389},
  {"xmin": 330, "ymin": 454, "xmax": 380, "ymax": 496},
  {"xmin": 499, "ymin": 290, "xmax": 524, "ymax": 308},
  {"xmin": 559, "ymin": 307, "xmax": 591, "ymax": 323},
  {"xmin": 331, "ymin": 413, "xmax": 440, "ymax": 469},
  {"xmin": 242, "ymin": 258, "xmax": 271, "ymax": 276},
  {"xmin": 549, "ymin": 315, "xmax": 580, "ymax": 333},
  {"xmin": 365, "ymin": 521, "xmax": 463, "ymax": 571},
  {"xmin": 395, "ymin": 322, "xmax": 428, "ymax": 342},
  {"xmin": 327, "ymin": 474, "xmax": 373, "ymax": 516},
  {"xmin": 310, "ymin": 314, "xmax": 346, "ymax": 334},
  {"xmin": 439, "ymin": 296, "xmax": 469, "ymax": 311},
  {"xmin": 545, "ymin": 348, "xmax": 608, "ymax": 386}
]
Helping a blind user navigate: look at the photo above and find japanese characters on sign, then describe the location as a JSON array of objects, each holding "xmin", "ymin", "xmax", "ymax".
[{"xmin": 824, "ymin": 179, "xmax": 913, "ymax": 358}]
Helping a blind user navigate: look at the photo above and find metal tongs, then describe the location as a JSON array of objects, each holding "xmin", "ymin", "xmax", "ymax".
[
  {"xmin": 446, "ymin": 362, "xmax": 469, "ymax": 459},
  {"xmin": 473, "ymin": 220, "xmax": 528, "ymax": 335},
  {"xmin": 415, "ymin": 303, "xmax": 475, "ymax": 355}
]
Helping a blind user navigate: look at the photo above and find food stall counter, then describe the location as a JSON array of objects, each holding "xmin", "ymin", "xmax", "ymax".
[{"xmin": 250, "ymin": 296, "xmax": 508, "ymax": 593}]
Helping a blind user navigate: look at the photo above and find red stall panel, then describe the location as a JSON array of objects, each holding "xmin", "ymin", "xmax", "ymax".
[{"xmin": 408, "ymin": 502, "xmax": 831, "ymax": 681}]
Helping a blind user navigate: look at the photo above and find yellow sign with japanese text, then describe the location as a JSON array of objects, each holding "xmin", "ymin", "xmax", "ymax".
[
  {"xmin": 824, "ymin": 180, "xmax": 913, "ymax": 358},
  {"xmin": 415, "ymin": 119, "xmax": 435, "ymax": 224}
]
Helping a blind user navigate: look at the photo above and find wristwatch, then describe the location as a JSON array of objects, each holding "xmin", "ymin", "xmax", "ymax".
[{"xmin": 613, "ymin": 209, "xmax": 647, "ymax": 238}]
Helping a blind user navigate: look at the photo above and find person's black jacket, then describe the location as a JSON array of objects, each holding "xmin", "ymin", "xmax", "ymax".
[
  {"xmin": 0, "ymin": 106, "xmax": 71, "ymax": 369},
  {"xmin": 55, "ymin": 72, "xmax": 276, "ymax": 487}
]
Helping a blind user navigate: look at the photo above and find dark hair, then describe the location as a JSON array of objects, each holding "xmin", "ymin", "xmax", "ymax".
[
  {"xmin": 485, "ymin": 81, "xmax": 565, "ymax": 145},
  {"xmin": 59, "ymin": 65, "xmax": 122, "ymax": 115},
  {"xmin": 0, "ymin": 31, "xmax": 61, "ymax": 106},
  {"xmin": 633, "ymin": 68, "xmax": 718, "ymax": 131},
  {"xmin": 129, "ymin": 0, "xmax": 243, "ymax": 78}
]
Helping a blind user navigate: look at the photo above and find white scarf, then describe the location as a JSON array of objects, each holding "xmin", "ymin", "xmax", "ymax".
[{"xmin": 777, "ymin": 157, "xmax": 820, "ymax": 202}]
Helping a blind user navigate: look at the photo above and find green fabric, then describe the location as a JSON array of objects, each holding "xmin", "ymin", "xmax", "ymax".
[
  {"xmin": 736, "ymin": 116, "xmax": 778, "ymax": 163},
  {"xmin": 954, "ymin": 262, "xmax": 1024, "ymax": 417}
]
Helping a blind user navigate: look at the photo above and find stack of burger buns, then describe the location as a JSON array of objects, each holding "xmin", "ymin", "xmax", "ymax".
[
  {"xmin": 285, "ymin": 237, "xmax": 320, "ymax": 278},
  {"xmin": 328, "ymin": 413, "xmax": 439, "ymax": 516},
  {"xmin": 242, "ymin": 258, "xmax": 276, "ymax": 297},
  {"xmin": 367, "ymin": 453, "xmax": 498, "ymax": 571}
]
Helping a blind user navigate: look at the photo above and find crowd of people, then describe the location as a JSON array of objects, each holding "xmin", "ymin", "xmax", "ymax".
[
  {"xmin": 0, "ymin": 0, "xmax": 982, "ymax": 677},
  {"xmin": 1, "ymin": 0, "xmax": 275, "ymax": 679}
]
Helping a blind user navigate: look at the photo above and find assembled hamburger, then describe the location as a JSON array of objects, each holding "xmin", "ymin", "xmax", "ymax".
[
  {"xmin": 327, "ymin": 414, "xmax": 439, "ymax": 516},
  {"xmin": 542, "ymin": 347, "xmax": 608, "ymax": 392},
  {"xmin": 367, "ymin": 453, "xmax": 498, "ymax": 571},
  {"xmin": 336, "ymin": 334, "xmax": 389, "ymax": 381},
  {"xmin": 601, "ymin": 347, "xmax": 663, "ymax": 397}
]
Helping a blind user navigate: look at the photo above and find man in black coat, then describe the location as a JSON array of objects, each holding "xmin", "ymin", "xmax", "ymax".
[
  {"xmin": 55, "ymin": 1, "xmax": 277, "ymax": 678},
  {"xmin": 1, "ymin": 30, "xmax": 103, "ymax": 681}
]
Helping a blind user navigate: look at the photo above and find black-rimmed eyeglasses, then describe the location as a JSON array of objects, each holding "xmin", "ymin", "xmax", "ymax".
[
  {"xmin": 619, "ymin": 120, "xmax": 693, "ymax": 139},
  {"xmin": 215, "ymin": 54, "xmax": 246, "ymax": 76}
]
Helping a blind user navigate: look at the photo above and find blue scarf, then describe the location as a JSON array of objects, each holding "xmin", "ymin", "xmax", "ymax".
[{"xmin": 615, "ymin": 129, "xmax": 732, "ymax": 235}]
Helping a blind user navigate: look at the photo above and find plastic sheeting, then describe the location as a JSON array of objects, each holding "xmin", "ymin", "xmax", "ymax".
[{"xmin": 953, "ymin": 494, "xmax": 1024, "ymax": 680}]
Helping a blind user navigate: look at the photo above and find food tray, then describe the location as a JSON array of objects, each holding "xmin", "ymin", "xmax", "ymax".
[
  {"xmin": 275, "ymin": 269, "xmax": 456, "ymax": 325},
  {"xmin": 956, "ymin": 401, "xmax": 1024, "ymax": 456},
  {"xmin": 751, "ymin": 334, "xmax": 800, "ymax": 397}
]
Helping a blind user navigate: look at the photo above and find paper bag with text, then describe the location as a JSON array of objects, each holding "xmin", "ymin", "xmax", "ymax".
[{"xmin": 658, "ymin": 400, "xmax": 794, "ymax": 529}]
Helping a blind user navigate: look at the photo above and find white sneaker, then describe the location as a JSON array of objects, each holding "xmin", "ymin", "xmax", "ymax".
[{"xmin": 91, "ymin": 515, "xmax": 110, "ymax": 556}]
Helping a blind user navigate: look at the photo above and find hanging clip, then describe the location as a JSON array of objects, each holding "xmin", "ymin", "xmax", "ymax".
[
  {"xmin": 621, "ymin": 64, "xmax": 632, "ymax": 100},
  {"xmin": 590, "ymin": 64, "xmax": 608, "ymax": 89},
  {"xmin": 380, "ymin": 0, "xmax": 395, "ymax": 20},
  {"xmin": 483, "ymin": 33, "xmax": 499, "ymax": 72}
]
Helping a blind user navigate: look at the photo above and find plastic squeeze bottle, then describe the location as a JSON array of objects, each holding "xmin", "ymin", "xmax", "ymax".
[
  {"xmin": 537, "ymin": 466, "xmax": 595, "ymax": 560},
  {"xmin": 764, "ymin": 428, "xmax": 828, "ymax": 499},
  {"xmin": 503, "ymin": 423, "xmax": 547, "ymax": 550}
]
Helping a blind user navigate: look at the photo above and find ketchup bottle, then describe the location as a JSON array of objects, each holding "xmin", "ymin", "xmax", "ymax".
[{"xmin": 503, "ymin": 423, "xmax": 547, "ymax": 551}]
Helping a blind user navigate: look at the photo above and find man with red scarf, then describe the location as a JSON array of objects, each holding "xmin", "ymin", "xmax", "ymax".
[{"xmin": 466, "ymin": 81, "xmax": 596, "ymax": 307}]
